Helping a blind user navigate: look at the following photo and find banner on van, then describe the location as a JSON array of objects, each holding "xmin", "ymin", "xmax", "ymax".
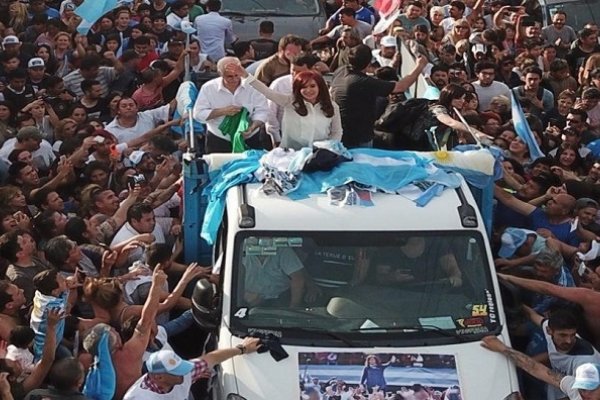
[{"xmin": 299, "ymin": 352, "xmax": 461, "ymax": 399}]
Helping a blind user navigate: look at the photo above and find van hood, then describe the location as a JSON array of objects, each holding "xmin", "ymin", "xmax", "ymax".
[{"xmin": 227, "ymin": 343, "xmax": 518, "ymax": 399}]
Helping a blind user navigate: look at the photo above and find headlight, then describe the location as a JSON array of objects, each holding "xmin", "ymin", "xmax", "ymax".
[{"xmin": 227, "ymin": 394, "xmax": 248, "ymax": 400}]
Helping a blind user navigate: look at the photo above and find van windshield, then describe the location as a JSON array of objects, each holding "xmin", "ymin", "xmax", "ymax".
[
  {"xmin": 230, "ymin": 231, "xmax": 500, "ymax": 345},
  {"xmin": 221, "ymin": 0, "xmax": 320, "ymax": 15}
]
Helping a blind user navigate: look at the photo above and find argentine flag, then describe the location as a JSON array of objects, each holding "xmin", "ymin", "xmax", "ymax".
[
  {"xmin": 75, "ymin": 0, "xmax": 118, "ymax": 34},
  {"xmin": 510, "ymin": 91, "xmax": 544, "ymax": 160}
]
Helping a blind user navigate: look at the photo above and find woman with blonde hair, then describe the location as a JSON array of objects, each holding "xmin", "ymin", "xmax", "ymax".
[
  {"xmin": 53, "ymin": 32, "xmax": 76, "ymax": 77},
  {"xmin": 79, "ymin": 263, "xmax": 207, "ymax": 332},
  {"xmin": 442, "ymin": 18, "xmax": 471, "ymax": 46},
  {"xmin": 580, "ymin": 53, "xmax": 600, "ymax": 88},
  {"xmin": 8, "ymin": 1, "xmax": 28, "ymax": 34},
  {"xmin": 0, "ymin": 186, "xmax": 30, "ymax": 216}
]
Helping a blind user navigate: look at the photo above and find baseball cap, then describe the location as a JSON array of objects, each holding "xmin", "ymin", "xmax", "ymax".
[
  {"xmin": 498, "ymin": 228, "xmax": 536, "ymax": 259},
  {"xmin": 2, "ymin": 36, "xmax": 20, "ymax": 46},
  {"xmin": 380, "ymin": 36, "xmax": 397, "ymax": 48},
  {"xmin": 128, "ymin": 150, "xmax": 148, "ymax": 166},
  {"xmin": 573, "ymin": 363, "xmax": 600, "ymax": 390},
  {"xmin": 576, "ymin": 197, "xmax": 599, "ymax": 211},
  {"xmin": 146, "ymin": 350, "xmax": 194, "ymax": 376},
  {"xmin": 28, "ymin": 58, "xmax": 45, "ymax": 68}
]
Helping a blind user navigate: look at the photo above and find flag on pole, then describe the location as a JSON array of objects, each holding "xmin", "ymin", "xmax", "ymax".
[
  {"xmin": 75, "ymin": 0, "xmax": 118, "ymax": 34},
  {"xmin": 373, "ymin": 0, "xmax": 401, "ymax": 34},
  {"xmin": 510, "ymin": 91, "xmax": 544, "ymax": 160}
]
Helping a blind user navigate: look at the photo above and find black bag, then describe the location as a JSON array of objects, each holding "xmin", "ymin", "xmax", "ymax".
[{"xmin": 374, "ymin": 98, "xmax": 432, "ymax": 150}]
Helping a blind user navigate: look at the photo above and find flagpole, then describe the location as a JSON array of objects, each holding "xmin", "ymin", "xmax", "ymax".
[{"xmin": 453, "ymin": 107, "xmax": 482, "ymax": 147}]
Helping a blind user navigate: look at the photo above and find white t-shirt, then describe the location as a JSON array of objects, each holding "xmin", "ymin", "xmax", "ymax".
[{"xmin": 123, "ymin": 372, "xmax": 192, "ymax": 400}]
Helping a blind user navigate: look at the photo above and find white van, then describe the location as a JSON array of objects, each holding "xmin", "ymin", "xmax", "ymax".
[{"xmin": 192, "ymin": 157, "xmax": 520, "ymax": 399}]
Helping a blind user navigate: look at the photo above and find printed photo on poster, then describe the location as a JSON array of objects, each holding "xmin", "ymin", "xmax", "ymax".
[{"xmin": 299, "ymin": 352, "xmax": 461, "ymax": 400}]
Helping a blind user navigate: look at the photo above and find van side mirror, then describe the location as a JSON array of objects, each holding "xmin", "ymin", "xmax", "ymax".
[{"xmin": 191, "ymin": 278, "xmax": 221, "ymax": 332}]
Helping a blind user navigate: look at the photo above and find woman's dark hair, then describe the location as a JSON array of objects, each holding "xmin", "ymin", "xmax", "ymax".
[
  {"xmin": 554, "ymin": 142, "xmax": 584, "ymax": 173},
  {"xmin": 0, "ymin": 100, "xmax": 14, "ymax": 124},
  {"xmin": 9, "ymin": 325, "xmax": 35, "ymax": 348},
  {"xmin": 8, "ymin": 149, "xmax": 29, "ymax": 165},
  {"xmin": 503, "ymin": 157, "xmax": 525, "ymax": 177},
  {"xmin": 65, "ymin": 216, "xmax": 89, "ymax": 245},
  {"xmin": 438, "ymin": 83, "xmax": 467, "ymax": 109},
  {"xmin": 292, "ymin": 71, "xmax": 334, "ymax": 118},
  {"xmin": 33, "ymin": 269, "xmax": 60, "ymax": 296},
  {"xmin": 35, "ymin": 43, "xmax": 59, "ymax": 75}
]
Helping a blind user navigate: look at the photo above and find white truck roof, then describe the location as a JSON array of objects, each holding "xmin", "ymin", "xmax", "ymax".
[{"xmin": 225, "ymin": 177, "xmax": 481, "ymax": 232}]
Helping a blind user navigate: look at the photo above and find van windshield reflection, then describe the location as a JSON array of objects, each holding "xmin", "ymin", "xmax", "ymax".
[{"xmin": 230, "ymin": 231, "xmax": 499, "ymax": 342}]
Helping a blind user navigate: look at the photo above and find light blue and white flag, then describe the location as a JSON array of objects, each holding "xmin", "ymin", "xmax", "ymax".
[
  {"xmin": 75, "ymin": 0, "xmax": 118, "ymax": 35},
  {"xmin": 510, "ymin": 91, "xmax": 544, "ymax": 160}
]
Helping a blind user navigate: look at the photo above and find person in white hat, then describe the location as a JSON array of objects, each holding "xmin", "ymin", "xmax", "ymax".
[
  {"xmin": 123, "ymin": 338, "xmax": 261, "ymax": 399},
  {"xmin": 482, "ymin": 336, "xmax": 600, "ymax": 399},
  {"xmin": 371, "ymin": 35, "xmax": 397, "ymax": 68},
  {"xmin": 27, "ymin": 57, "xmax": 48, "ymax": 92}
]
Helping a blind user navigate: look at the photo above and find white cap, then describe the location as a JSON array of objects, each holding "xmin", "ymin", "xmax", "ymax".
[
  {"xmin": 128, "ymin": 150, "xmax": 147, "ymax": 166},
  {"xmin": 573, "ymin": 363, "xmax": 600, "ymax": 390},
  {"xmin": 380, "ymin": 35, "xmax": 397, "ymax": 48},
  {"xmin": 146, "ymin": 350, "xmax": 194, "ymax": 376},
  {"xmin": 28, "ymin": 58, "xmax": 45, "ymax": 68},
  {"xmin": 2, "ymin": 35, "xmax": 20, "ymax": 46}
]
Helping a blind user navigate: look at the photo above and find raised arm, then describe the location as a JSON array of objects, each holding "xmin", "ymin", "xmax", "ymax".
[
  {"xmin": 199, "ymin": 336, "xmax": 261, "ymax": 369},
  {"xmin": 22, "ymin": 308, "xmax": 61, "ymax": 393},
  {"xmin": 123, "ymin": 266, "xmax": 166, "ymax": 354},
  {"xmin": 392, "ymin": 55, "xmax": 428, "ymax": 94},
  {"xmin": 227, "ymin": 63, "xmax": 292, "ymax": 106},
  {"xmin": 481, "ymin": 336, "xmax": 564, "ymax": 388},
  {"xmin": 498, "ymin": 272, "xmax": 596, "ymax": 306},
  {"xmin": 494, "ymin": 185, "xmax": 536, "ymax": 216},
  {"xmin": 156, "ymin": 263, "xmax": 210, "ymax": 314},
  {"xmin": 522, "ymin": 304, "xmax": 544, "ymax": 327}
]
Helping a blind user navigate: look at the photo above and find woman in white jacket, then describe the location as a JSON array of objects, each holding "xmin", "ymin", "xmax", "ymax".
[{"xmin": 227, "ymin": 63, "xmax": 343, "ymax": 149}]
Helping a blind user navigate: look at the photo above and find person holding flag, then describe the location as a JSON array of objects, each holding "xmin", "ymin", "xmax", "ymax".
[{"xmin": 510, "ymin": 89, "xmax": 545, "ymax": 162}]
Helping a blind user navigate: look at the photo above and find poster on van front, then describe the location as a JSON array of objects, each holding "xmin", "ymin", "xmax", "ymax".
[{"xmin": 298, "ymin": 352, "xmax": 461, "ymax": 400}]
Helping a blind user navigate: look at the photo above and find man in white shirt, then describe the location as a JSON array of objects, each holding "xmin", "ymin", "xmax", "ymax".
[
  {"xmin": 166, "ymin": 0, "xmax": 190, "ymax": 31},
  {"xmin": 541, "ymin": 11, "xmax": 578, "ymax": 58},
  {"xmin": 192, "ymin": 57, "xmax": 268, "ymax": 153},
  {"xmin": 525, "ymin": 307, "xmax": 600, "ymax": 400},
  {"xmin": 106, "ymin": 100, "xmax": 171, "ymax": 144},
  {"xmin": 123, "ymin": 340, "xmax": 261, "ymax": 399},
  {"xmin": 482, "ymin": 336, "xmax": 600, "ymax": 400},
  {"xmin": 266, "ymin": 53, "xmax": 321, "ymax": 147},
  {"xmin": 111, "ymin": 203, "xmax": 170, "ymax": 266},
  {"xmin": 193, "ymin": 0, "xmax": 237, "ymax": 62},
  {"xmin": 472, "ymin": 60, "xmax": 511, "ymax": 111},
  {"xmin": 0, "ymin": 126, "xmax": 55, "ymax": 173}
]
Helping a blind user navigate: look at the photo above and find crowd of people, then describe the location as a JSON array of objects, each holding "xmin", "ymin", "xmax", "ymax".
[{"xmin": 0, "ymin": 0, "xmax": 598, "ymax": 398}]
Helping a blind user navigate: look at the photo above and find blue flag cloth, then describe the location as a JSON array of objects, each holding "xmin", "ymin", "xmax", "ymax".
[
  {"xmin": 510, "ymin": 91, "xmax": 544, "ymax": 160},
  {"xmin": 173, "ymin": 81, "xmax": 204, "ymax": 137},
  {"xmin": 83, "ymin": 331, "xmax": 116, "ymax": 400},
  {"xmin": 75, "ymin": 0, "xmax": 118, "ymax": 34}
]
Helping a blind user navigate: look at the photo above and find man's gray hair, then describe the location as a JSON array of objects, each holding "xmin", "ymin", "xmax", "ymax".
[
  {"xmin": 217, "ymin": 56, "xmax": 241, "ymax": 75},
  {"xmin": 535, "ymin": 245, "xmax": 563, "ymax": 271}
]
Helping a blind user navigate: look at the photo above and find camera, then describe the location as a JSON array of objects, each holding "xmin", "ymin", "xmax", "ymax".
[{"xmin": 127, "ymin": 174, "xmax": 146, "ymax": 188}]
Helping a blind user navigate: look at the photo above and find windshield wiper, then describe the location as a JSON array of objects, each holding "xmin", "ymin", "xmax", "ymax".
[
  {"xmin": 294, "ymin": 327, "xmax": 359, "ymax": 347},
  {"xmin": 250, "ymin": 325, "xmax": 358, "ymax": 347},
  {"xmin": 354, "ymin": 325, "xmax": 466, "ymax": 341}
]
